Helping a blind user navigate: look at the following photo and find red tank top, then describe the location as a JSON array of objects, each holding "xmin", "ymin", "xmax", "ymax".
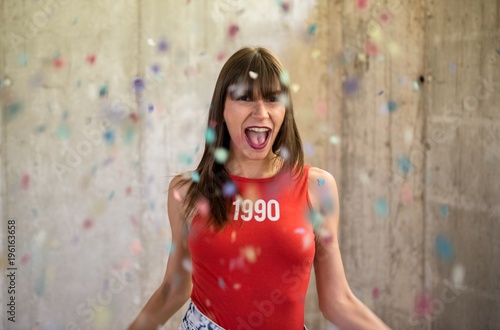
[{"xmin": 188, "ymin": 165, "xmax": 315, "ymax": 330}]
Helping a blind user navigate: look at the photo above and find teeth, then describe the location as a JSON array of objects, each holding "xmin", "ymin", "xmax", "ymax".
[{"xmin": 247, "ymin": 127, "xmax": 270, "ymax": 132}]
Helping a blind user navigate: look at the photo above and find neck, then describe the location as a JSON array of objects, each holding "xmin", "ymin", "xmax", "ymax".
[{"xmin": 225, "ymin": 154, "xmax": 282, "ymax": 179}]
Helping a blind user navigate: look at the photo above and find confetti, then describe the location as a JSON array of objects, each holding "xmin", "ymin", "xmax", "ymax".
[
  {"xmin": 99, "ymin": 85, "xmax": 108, "ymax": 98},
  {"xmin": 308, "ymin": 211, "xmax": 323, "ymax": 228},
  {"xmin": 378, "ymin": 90, "xmax": 384, "ymax": 95},
  {"xmin": 329, "ymin": 135, "xmax": 341, "ymax": 145},
  {"xmin": 343, "ymin": 77, "xmax": 359, "ymax": 95},
  {"xmin": 205, "ymin": 127, "xmax": 216, "ymax": 145},
  {"xmin": 130, "ymin": 240, "xmax": 142, "ymax": 255},
  {"xmin": 21, "ymin": 174, "xmax": 30, "ymax": 190},
  {"xmin": 372, "ymin": 287, "xmax": 380, "ymax": 300},
  {"xmin": 103, "ymin": 129, "xmax": 115, "ymax": 145},
  {"xmin": 125, "ymin": 186, "xmax": 132, "ymax": 196},
  {"xmin": 21, "ymin": 253, "xmax": 30, "ymax": 265},
  {"xmin": 435, "ymin": 234, "xmax": 454, "ymax": 261},
  {"xmin": 4, "ymin": 100, "xmax": 23, "ymax": 121},
  {"xmin": 147, "ymin": 38, "xmax": 155, "ymax": 46},
  {"xmin": 387, "ymin": 100, "xmax": 398, "ymax": 112},
  {"xmin": 86, "ymin": 54, "xmax": 96, "ymax": 65},
  {"xmin": 241, "ymin": 246, "xmax": 258, "ymax": 263},
  {"xmin": 197, "ymin": 198, "xmax": 210, "ymax": 217},
  {"xmin": 308, "ymin": 24, "xmax": 317, "ymax": 36},
  {"xmin": 398, "ymin": 155, "xmax": 411, "ymax": 174},
  {"xmin": 191, "ymin": 171, "xmax": 200, "ymax": 183},
  {"xmin": 108, "ymin": 190, "xmax": 115, "ymax": 200},
  {"xmin": 279, "ymin": 71, "xmax": 290, "ymax": 86},
  {"xmin": 356, "ymin": 0, "xmax": 368, "ymax": 10},
  {"xmin": 413, "ymin": 81, "xmax": 419, "ymax": 91},
  {"xmin": 279, "ymin": 146, "xmax": 290, "ymax": 160},
  {"xmin": 214, "ymin": 147, "xmax": 229, "ymax": 164},
  {"xmin": 132, "ymin": 78, "xmax": 144, "ymax": 91},
  {"xmin": 249, "ymin": 71, "xmax": 258, "ymax": 79},
  {"xmin": 83, "ymin": 218, "xmax": 93, "ymax": 229},
  {"xmin": 57, "ymin": 123, "xmax": 71, "ymax": 139},
  {"xmin": 124, "ymin": 127, "xmax": 135, "ymax": 145},
  {"xmin": 228, "ymin": 24, "xmax": 239, "ymax": 37},
  {"xmin": 157, "ymin": 39, "xmax": 169, "ymax": 52},
  {"xmin": 449, "ymin": 62, "xmax": 457, "ymax": 74},
  {"xmin": 53, "ymin": 57, "xmax": 65, "ymax": 69},
  {"xmin": 317, "ymin": 178, "xmax": 325, "ymax": 186},
  {"xmin": 218, "ymin": 277, "xmax": 227, "ymax": 290},
  {"xmin": 294, "ymin": 228, "xmax": 306, "ymax": 234},
  {"xmin": 281, "ymin": 1, "xmax": 291, "ymax": 12},
  {"xmin": 451, "ymin": 263, "xmax": 465, "ymax": 287},
  {"xmin": 291, "ymin": 83, "xmax": 300, "ymax": 93},
  {"xmin": 17, "ymin": 53, "xmax": 29, "ymax": 66},
  {"xmin": 222, "ymin": 182, "xmax": 237, "ymax": 198},
  {"xmin": 182, "ymin": 258, "xmax": 192, "ymax": 272},
  {"xmin": 440, "ymin": 204, "xmax": 449, "ymax": 217},
  {"xmin": 374, "ymin": 198, "xmax": 388, "ymax": 217}
]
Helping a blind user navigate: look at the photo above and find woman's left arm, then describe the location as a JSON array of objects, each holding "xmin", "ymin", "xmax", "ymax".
[{"xmin": 308, "ymin": 167, "xmax": 390, "ymax": 330}]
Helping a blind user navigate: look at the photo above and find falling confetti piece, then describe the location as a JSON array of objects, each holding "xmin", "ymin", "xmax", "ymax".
[
  {"xmin": 356, "ymin": 0, "xmax": 368, "ymax": 10},
  {"xmin": 308, "ymin": 24, "xmax": 317, "ymax": 36},
  {"xmin": 147, "ymin": 38, "xmax": 156, "ymax": 46},
  {"xmin": 294, "ymin": 228, "xmax": 306, "ymax": 234},
  {"xmin": 197, "ymin": 198, "xmax": 210, "ymax": 216},
  {"xmin": 435, "ymin": 234, "xmax": 454, "ymax": 261},
  {"xmin": 279, "ymin": 146, "xmax": 290, "ymax": 160},
  {"xmin": 99, "ymin": 85, "xmax": 108, "ymax": 98},
  {"xmin": 222, "ymin": 182, "xmax": 237, "ymax": 198},
  {"xmin": 57, "ymin": 123, "xmax": 71, "ymax": 140},
  {"xmin": 103, "ymin": 129, "xmax": 115, "ymax": 145},
  {"xmin": 17, "ymin": 53, "xmax": 29, "ymax": 66},
  {"xmin": 414, "ymin": 291, "xmax": 433, "ymax": 317},
  {"xmin": 35, "ymin": 272, "xmax": 46, "ymax": 296},
  {"xmin": 308, "ymin": 211, "xmax": 323, "ymax": 228},
  {"xmin": 281, "ymin": 1, "xmax": 291, "ymax": 12},
  {"xmin": 125, "ymin": 127, "xmax": 135, "ymax": 145},
  {"xmin": 130, "ymin": 240, "xmax": 142, "ymax": 255},
  {"xmin": 374, "ymin": 198, "xmax": 389, "ymax": 217},
  {"xmin": 21, "ymin": 174, "xmax": 30, "ymax": 190},
  {"xmin": 449, "ymin": 62, "xmax": 457, "ymax": 74},
  {"xmin": 157, "ymin": 39, "xmax": 169, "ymax": 52},
  {"xmin": 279, "ymin": 71, "xmax": 290, "ymax": 86},
  {"xmin": 249, "ymin": 71, "xmax": 258, "ymax": 79},
  {"xmin": 317, "ymin": 178, "xmax": 325, "ymax": 186},
  {"xmin": 4, "ymin": 100, "xmax": 23, "ymax": 121},
  {"xmin": 387, "ymin": 100, "xmax": 398, "ymax": 112},
  {"xmin": 365, "ymin": 41, "xmax": 380, "ymax": 56},
  {"xmin": 228, "ymin": 24, "xmax": 239, "ymax": 37},
  {"xmin": 133, "ymin": 78, "xmax": 144, "ymax": 91},
  {"xmin": 343, "ymin": 77, "xmax": 359, "ymax": 95},
  {"xmin": 233, "ymin": 283, "xmax": 242, "ymax": 290},
  {"xmin": 291, "ymin": 83, "xmax": 300, "ymax": 93},
  {"xmin": 191, "ymin": 171, "xmax": 200, "ymax": 182},
  {"xmin": 214, "ymin": 147, "xmax": 229, "ymax": 164},
  {"xmin": 53, "ymin": 57, "xmax": 65, "ymax": 69},
  {"xmin": 86, "ymin": 54, "xmax": 96, "ymax": 65},
  {"xmin": 413, "ymin": 81, "xmax": 419, "ymax": 91},
  {"xmin": 378, "ymin": 90, "xmax": 384, "ymax": 95},
  {"xmin": 182, "ymin": 258, "xmax": 192, "ymax": 272},
  {"xmin": 304, "ymin": 142, "xmax": 314, "ymax": 155},
  {"xmin": 397, "ymin": 155, "xmax": 412, "ymax": 174},
  {"xmin": 311, "ymin": 49, "xmax": 321, "ymax": 59},
  {"xmin": 218, "ymin": 277, "xmax": 227, "ymax": 290},
  {"xmin": 372, "ymin": 287, "xmax": 380, "ymax": 299},
  {"xmin": 451, "ymin": 263, "xmax": 465, "ymax": 287},
  {"xmin": 125, "ymin": 186, "xmax": 132, "ymax": 196},
  {"xmin": 83, "ymin": 218, "xmax": 93, "ymax": 229},
  {"xmin": 148, "ymin": 104, "xmax": 154, "ymax": 112},
  {"xmin": 108, "ymin": 190, "xmax": 115, "ymax": 200},
  {"xmin": 206, "ymin": 127, "xmax": 216, "ymax": 145},
  {"xmin": 329, "ymin": 135, "xmax": 341, "ymax": 145},
  {"xmin": 440, "ymin": 204, "xmax": 449, "ymax": 217},
  {"xmin": 377, "ymin": 9, "xmax": 393, "ymax": 25},
  {"xmin": 241, "ymin": 246, "xmax": 258, "ymax": 263},
  {"xmin": 21, "ymin": 253, "xmax": 30, "ymax": 265}
]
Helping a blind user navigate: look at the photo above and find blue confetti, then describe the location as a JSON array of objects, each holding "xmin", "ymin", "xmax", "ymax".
[
  {"xmin": 108, "ymin": 190, "xmax": 115, "ymax": 200},
  {"xmin": 151, "ymin": 64, "xmax": 160, "ymax": 74},
  {"xmin": 317, "ymin": 178, "xmax": 325, "ymax": 186},
  {"xmin": 440, "ymin": 204, "xmax": 449, "ymax": 217},
  {"xmin": 133, "ymin": 78, "xmax": 144, "ymax": 91},
  {"xmin": 308, "ymin": 24, "xmax": 317, "ymax": 36},
  {"xmin": 103, "ymin": 129, "xmax": 115, "ymax": 145},
  {"xmin": 435, "ymin": 234, "xmax": 454, "ymax": 261},
  {"xmin": 374, "ymin": 198, "xmax": 389, "ymax": 217},
  {"xmin": 148, "ymin": 104, "xmax": 154, "ymax": 112},
  {"xmin": 387, "ymin": 100, "xmax": 398, "ymax": 112},
  {"xmin": 124, "ymin": 127, "xmax": 135, "ymax": 145},
  {"xmin": 99, "ymin": 85, "xmax": 108, "ymax": 98},
  {"xmin": 158, "ymin": 39, "xmax": 169, "ymax": 52},
  {"xmin": 4, "ymin": 101, "xmax": 23, "ymax": 121},
  {"xmin": 57, "ymin": 123, "xmax": 71, "ymax": 139},
  {"xmin": 343, "ymin": 77, "xmax": 359, "ymax": 95},
  {"xmin": 397, "ymin": 155, "xmax": 412, "ymax": 175},
  {"xmin": 222, "ymin": 182, "xmax": 237, "ymax": 198},
  {"xmin": 205, "ymin": 127, "xmax": 216, "ymax": 145},
  {"xmin": 191, "ymin": 171, "xmax": 200, "ymax": 183}
]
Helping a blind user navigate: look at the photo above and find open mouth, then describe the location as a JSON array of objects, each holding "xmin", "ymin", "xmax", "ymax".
[{"xmin": 244, "ymin": 127, "xmax": 271, "ymax": 149}]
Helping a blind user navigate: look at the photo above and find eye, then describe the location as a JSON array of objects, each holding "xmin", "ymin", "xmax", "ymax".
[
  {"xmin": 267, "ymin": 95, "xmax": 280, "ymax": 102},
  {"xmin": 236, "ymin": 95, "xmax": 250, "ymax": 101}
]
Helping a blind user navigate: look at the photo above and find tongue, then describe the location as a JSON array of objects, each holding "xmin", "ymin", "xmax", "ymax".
[{"xmin": 246, "ymin": 130, "xmax": 267, "ymax": 146}]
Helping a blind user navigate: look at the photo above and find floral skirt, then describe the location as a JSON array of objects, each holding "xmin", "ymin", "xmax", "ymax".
[{"xmin": 179, "ymin": 301, "xmax": 309, "ymax": 330}]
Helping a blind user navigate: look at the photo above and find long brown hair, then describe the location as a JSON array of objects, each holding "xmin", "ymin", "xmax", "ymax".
[{"xmin": 177, "ymin": 46, "xmax": 304, "ymax": 229}]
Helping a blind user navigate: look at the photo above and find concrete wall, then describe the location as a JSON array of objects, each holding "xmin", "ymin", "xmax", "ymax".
[{"xmin": 1, "ymin": 0, "xmax": 498, "ymax": 329}]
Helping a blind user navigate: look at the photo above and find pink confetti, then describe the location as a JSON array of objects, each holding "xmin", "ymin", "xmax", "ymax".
[
  {"xmin": 356, "ymin": 0, "xmax": 368, "ymax": 10},
  {"xmin": 86, "ymin": 54, "xmax": 96, "ymax": 65},
  {"xmin": 216, "ymin": 52, "xmax": 226, "ymax": 62},
  {"xmin": 173, "ymin": 189, "xmax": 182, "ymax": 201},
  {"xmin": 130, "ymin": 215, "xmax": 139, "ymax": 226},
  {"xmin": 197, "ymin": 198, "xmax": 210, "ymax": 217},
  {"xmin": 83, "ymin": 218, "xmax": 93, "ymax": 229},
  {"xmin": 21, "ymin": 253, "xmax": 30, "ymax": 265},
  {"xmin": 130, "ymin": 240, "xmax": 142, "ymax": 255},
  {"xmin": 372, "ymin": 287, "xmax": 380, "ymax": 299},
  {"xmin": 377, "ymin": 9, "xmax": 393, "ymax": 25},
  {"xmin": 365, "ymin": 41, "xmax": 379, "ymax": 56},
  {"xmin": 125, "ymin": 186, "xmax": 132, "ymax": 196},
  {"xmin": 53, "ymin": 58, "xmax": 65, "ymax": 69},
  {"xmin": 414, "ymin": 291, "xmax": 433, "ymax": 317},
  {"xmin": 228, "ymin": 24, "xmax": 239, "ymax": 38},
  {"xmin": 21, "ymin": 174, "xmax": 30, "ymax": 190}
]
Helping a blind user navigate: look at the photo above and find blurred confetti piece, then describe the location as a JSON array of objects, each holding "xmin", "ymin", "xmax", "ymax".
[
  {"xmin": 317, "ymin": 178, "xmax": 325, "ymax": 186},
  {"xmin": 377, "ymin": 9, "xmax": 393, "ymax": 25},
  {"xmin": 279, "ymin": 146, "xmax": 290, "ymax": 160},
  {"xmin": 311, "ymin": 49, "xmax": 321, "ymax": 59},
  {"xmin": 86, "ymin": 54, "xmax": 96, "ymax": 65},
  {"xmin": 148, "ymin": 104, "xmax": 154, "ymax": 112},
  {"xmin": 308, "ymin": 24, "xmax": 317, "ymax": 36},
  {"xmin": 249, "ymin": 71, "xmax": 258, "ymax": 79},
  {"xmin": 147, "ymin": 38, "xmax": 156, "ymax": 46},
  {"xmin": 404, "ymin": 128, "xmax": 413, "ymax": 145},
  {"xmin": 182, "ymin": 258, "xmax": 192, "ymax": 272},
  {"xmin": 372, "ymin": 287, "xmax": 380, "ymax": 299},
  {"xmin": 130, "ymin": 240, "xmax": 142, "ymax": 255},
  {"xmin": 17, "ymin": 53, "xmax": 29, "ymax": 66},
  {"xmin": 343, "ymin": 77, "xmax": 359, "ymax": 95},
  {"xmin": 21, "ymin": 253, "xmax": 30, "ymax": 265},
  {"xmin": 241, "ymin": 246, "xmax": 258, "ymax": 263},
  {"xmin": 214, "ymin": 147, "xmax": 229, "ymax": 164},
  {"xmin": 449, "ymin": 62, "xmax": 457, "ymax": 74},
  {"xmin": 451, "ymin": 263, "xmax": 465, "ymax": 287},
  {"xmin": 318, "ymin": 228, "xmax": 332, "ymax": 244},
  {"xmin": 435, "ymin": 234, "xmax": 454, "ymax": 261},
  {"xmin": 206, "ymin": 127, "xmax": 216, "ymax": 145},
  {"xmin": 329, "ymin": 135, "xmax": 341, "ymax": 145},
  {"xmin": 173, "ymin": 189, "xmax": 182, "ymax": 201},
  {"xmin": 57, "ymin": 124, "xmax": 71, "ymax": 139},
  {"xmin": 231, "ymin": 231, "xmax": 236, "ymax": 242},
  {"xmin": 308, "ymin": 211, "xmax": 323, "ymax": 228},
  {"xmin": 316, "ymin": 100, "xmax": 327, "ymax": 117},
  {"xmin": 108, "ymin": 190, "xmax": 115, "ymax": 200},
  {"xmin": 21, "ymin": 174, "xmax": 30, "ymax": 190},
  {"xmin": 93, "ymin": 305, "xmax": 112, "ymax": 330},
  {"xmin": 228, "ymin": 24, "xmax": 239, "ymax": 37},
  {"xmin": 378, "ymin": 90, "xmax": 384, "ymax": 95},
  {"xmin": 280, "ymin": 71, "xmax": 290, "ymax": 86},
  {"xmin": 294, "ymin": 228, "xmax": 306, "ymax": 234},
  {"xmin": 179, "ymin": 152, "xmax": 193, "ymax": 165},
  {"xmin": 387, "ymin": 41, "xmax": 401, "ymax": 56},
  {"xmin": 356, "ymin": 0, "xmax": 368, "ymax": 10},
  {"xmin": 222, "ymin": 182, "xmax": 237, "ymax": 198},
  {"xmin": 133, "ymin": 78, "xmax": 145, "ymax": 91},
  {"xmin": 35, "ymin": 271, "xmax": 46, "ymax": 296},
  {"xmin": 53, "ymin": 57, "xmax": 65, "ymax": 69},
  {"xmin": 440, "ymin": 204, "xmax": 449, "ymax": 217},
  {"xmin": 413, "ymin": 81, "xmax": 419, "ymax": 91},
  {"xmin": 99, "ymin": 85, "xmax": 108, "ymax": 98},
  {"xmin": 83, "ymin": 218, "xmax": 93, "ymax": 229},
  {"xmin": 191, "ymin": 171, "xmax": 200, "ymax": 182},
  {"xmin": 291, "ymin": 83, "xmax": 300, "ymax": 93},
  {"xmin": 398, "ymin": 155, "xmax": 412, "ymax": 175},
  {"xmin": 157, "ymin": 39, "xmax": 169, "ymax": 52},
  {"xmin": 374, "ymin": 198, "xmax": 388, "ymax": 217},
  {"xmin": 400, "ymin": 184, "xmax": 413, "ymax": 204},
  {"xmin": 4, "ymin": 100, "xmax": 23, "ymax": 121},
  {"xmin": 233, "ymin": 283, "xmax": 242, "ymax": 290},
  {"xmin": 218, "ymin": 277, "xmax": 227, "ymax": 290},
  {"xmin": 103, "ymin": 129, "xmax": 115, "ymax": 145},
  {"xmin": 197, "ymin": 198, "xmax": 210, "ymax": 217}
]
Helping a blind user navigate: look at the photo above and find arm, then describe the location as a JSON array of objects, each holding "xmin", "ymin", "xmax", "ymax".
[
  {"xmin": 308, "ymin": 167, "xmax": 390, "ymax": 330},
  {"xmin": 128, "ymin": 175, "xmax": 193, "ymax": 330}
]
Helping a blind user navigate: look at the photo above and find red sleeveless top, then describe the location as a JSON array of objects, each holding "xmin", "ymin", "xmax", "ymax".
[{"xmin": 188, "ymin": 165, "xmax": 315, "ymax": 329}]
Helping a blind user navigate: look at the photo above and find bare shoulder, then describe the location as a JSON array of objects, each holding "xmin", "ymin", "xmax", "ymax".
[{"xmin": 307, "ymin": 167, "xmax": 339, "ymax": 212}]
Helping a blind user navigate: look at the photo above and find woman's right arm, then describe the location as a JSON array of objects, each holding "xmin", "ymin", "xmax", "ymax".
[{"xmin": 128, "ymin": 175, "xmax": 193, "ymax": 330}]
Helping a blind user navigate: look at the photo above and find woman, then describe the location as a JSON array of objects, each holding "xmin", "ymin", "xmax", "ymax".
[{"xmin": 128, "ymin": 47, "xmax": 389, "ymax": 330}]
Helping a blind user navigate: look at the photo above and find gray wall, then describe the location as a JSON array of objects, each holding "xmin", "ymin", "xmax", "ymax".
[{"xmin": 1, "ymin": 0, "xmax": 498, "ymax": 329}]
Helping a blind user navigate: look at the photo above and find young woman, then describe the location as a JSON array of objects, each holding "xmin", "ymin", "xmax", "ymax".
[{"xmin": 128, "ymin": 47, "xmax": 390, "ymax": 330}]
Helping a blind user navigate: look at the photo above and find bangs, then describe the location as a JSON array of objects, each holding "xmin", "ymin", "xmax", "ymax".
[{"xmin": 226, "ymin": 52, "xmax": 289, "ymax": 100}]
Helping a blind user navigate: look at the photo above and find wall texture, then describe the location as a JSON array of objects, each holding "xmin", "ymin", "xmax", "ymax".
[{"xmin": 0, "ymin": 0, "xmax": 498, "ymax": 329}]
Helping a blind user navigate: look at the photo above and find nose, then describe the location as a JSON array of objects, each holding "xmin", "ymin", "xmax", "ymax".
[{"xmin": 252, "ymin": 100, "xmax": 269, "ymax": 119}]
